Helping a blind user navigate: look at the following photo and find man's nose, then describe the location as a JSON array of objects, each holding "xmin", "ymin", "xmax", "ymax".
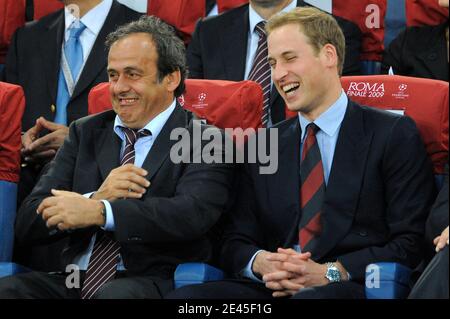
[{"xmin": 112, "ymin": 74, "xmax": 130, "ymax": 94}]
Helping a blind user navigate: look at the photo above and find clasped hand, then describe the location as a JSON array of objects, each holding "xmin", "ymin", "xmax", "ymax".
[
  {"xmin": 21, "ymin": 117, "xmax": 69, "ymax": 163},
  {"xmin": 253, "ymin": 248, "xmax": 330, "ymax": 297},
  {"xmin": 37, "ymin": 190, "xmax": 105, "ymax": 231}
]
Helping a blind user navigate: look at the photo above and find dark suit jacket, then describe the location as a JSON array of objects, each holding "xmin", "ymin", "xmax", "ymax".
[
  {"xmin": 187, "ymin": 0, "xmax": 362, "ymax": 124},
  {"xmin": 425, "ymin": 164, "xmax": 448, "ymax": 252},
  {"xmin": 2, "ymin": 0, "xmax": 142, "ymax": 131},
  {"xmin": 221, "ymin": 100, "xmax": 436, "ymax": 282},
  {"xmin": 382, "ymin": 21, "xmax": 449, "ymax": 82},
  {"xmin": 15, "ymin": 106, "xmax": 235, "ymax": 278}
]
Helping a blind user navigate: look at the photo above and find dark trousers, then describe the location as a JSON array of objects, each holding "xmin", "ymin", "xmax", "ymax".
[
  {"xmin": 0, "ymin": 271, "xmax": 173, "ymax": 299},
  {"xmin": 409, "ymin": 245, "xmax": 449, "ymax": 299},
  {"xmin": 165, "ymin": 278, "xmax": 366, "ymax": 299}
]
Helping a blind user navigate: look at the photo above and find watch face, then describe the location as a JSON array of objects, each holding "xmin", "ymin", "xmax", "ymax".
[{"xmin": 327, "ymin": 266, "xmax": 341, "ymax": 282}]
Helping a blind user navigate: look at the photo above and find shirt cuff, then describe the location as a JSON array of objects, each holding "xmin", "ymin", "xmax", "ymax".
[
  {"xmin": 240, "ymin": 250, "xmax": 265, "ymax": 283},
  {"xmin": 101, "ymin": 200, "xmax": 115, "ymax": 231}
]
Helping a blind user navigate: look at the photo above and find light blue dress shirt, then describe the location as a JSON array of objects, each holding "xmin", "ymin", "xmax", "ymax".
[
  {"xmin": 75, "ymin": 100, "xmax": 177, "ymax": 270},
  {"xmin": 242, "ymin": 91, "xmax": 348, "ymax": 281},
  {"xmin": 63, "ymin": 0, "xmax": 112, "ymax": 78}
]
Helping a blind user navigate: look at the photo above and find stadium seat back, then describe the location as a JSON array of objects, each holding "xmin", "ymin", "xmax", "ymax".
[
  {"xmin": 88, "ymin": 79, "xmax": 263, "ymax": 131},
  {"xmin": 341, "ymin": 75, "xmax": 448, "ymax": 176},
  {"xmin": 0, "ymin": 0, "xmax": 26, "ymax": 64},
  {"xmin": 405, "ymin": 0, "xmax": 448, "ymax": 27},
  {"xmin": 147, "ymin": 0, "xmax": 205, "ymax": 44},
  {"xmin": 32, "ymin": 0, "xmax": 63, "ymax": 20},
  {"xmin": 0, "ymin": 81, "xmax": 25, "ymax": 261},
  {"xmin": 217, "ymin": 0, "xmax": 248, "ymax": 13}
]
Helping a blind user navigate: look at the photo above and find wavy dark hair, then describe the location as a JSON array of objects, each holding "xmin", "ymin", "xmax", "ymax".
[{"xmin": 105, "ymin": 15, "xmax": 187, "ymax": 97}]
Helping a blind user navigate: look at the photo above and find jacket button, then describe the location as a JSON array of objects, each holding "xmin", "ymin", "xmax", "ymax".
[
  {"xmin": 51, "ymin": 104, "xmax": 56, "ymax": 113},
  {"xmin": 358, "ymin": 231, "xmax": 368, "ymax": 237},
  {"xmin": 427, "ymin": 53, "xmax": 437, "ymax": 60},
  {"xmin": 128, "ymin": 236, "xmax": 142, "ymax": 241}
]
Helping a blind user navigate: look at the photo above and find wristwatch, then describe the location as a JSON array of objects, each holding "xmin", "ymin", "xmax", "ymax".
[{"xmin": 325, "ymin": 262, "xmax": 342, "ymax": 283}]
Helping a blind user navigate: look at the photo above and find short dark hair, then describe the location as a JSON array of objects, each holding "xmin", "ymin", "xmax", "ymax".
[{"xmin": 105, "ymin": 15, "xmax": 187, "ymax": 97}]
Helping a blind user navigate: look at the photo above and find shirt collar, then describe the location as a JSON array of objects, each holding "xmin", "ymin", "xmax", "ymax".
[
  {"xmin": 298, "ymin": 90, "xmax": 348, "ymax": 140},
  {"xmin": 64, "ymin": 0, "xmax": 113, "ymax": 36},
  {"xmin": 113, "ymin": 99, "xmax": 177, "ymax": 141},
  {"xmin": 248, "ymin": 0, "xmax": 296, "ymax": 34}
]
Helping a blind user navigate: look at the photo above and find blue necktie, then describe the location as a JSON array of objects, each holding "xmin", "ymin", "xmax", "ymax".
[{"xmin": 55, "ymin": 21, "xmax": 86, "ymax": 125}]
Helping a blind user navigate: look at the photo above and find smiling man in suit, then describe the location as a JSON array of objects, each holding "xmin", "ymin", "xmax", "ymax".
[
  {"xmin": 2, "ymin": 0, "xmax": 141, "ymax": 273},
  {"xmin": 187, "ymin": 0, "xmax": 362, "ymax": 127},
  {"xmin": 0, "ymin": 16, "xmax": 234, "ymax": 299},
  {"xmin": 166, "ymin": 7, "xmax": 435, "ymax": 299}
]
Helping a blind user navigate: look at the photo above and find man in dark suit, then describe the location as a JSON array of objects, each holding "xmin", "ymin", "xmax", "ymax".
[
  {"xmin": 2, "ymin": 0, "xmax": 141, "ymax": 273},
  {"xmin": 187, "ymin": 0, "xmax": 362, "ymax": 125},
  {"xmin": 0, "ymin": 16, "xmax": 234, "ymax": 299},
  {"xmin": 382, "ymin": 0, "xmax": 448, "ymax": 82},
  {"xmin": 2, "ymin": 0, "xmax": 141, "ymax": 204},
  {"xmin": 166, "ymin": 7, "xmax": 435, "ymax": 299}
]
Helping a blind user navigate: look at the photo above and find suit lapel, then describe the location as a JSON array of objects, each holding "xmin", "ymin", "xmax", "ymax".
[
  {"xmin": 40, "ymin": 11, "xmax": 65, "ymax": 104},
  {"xmin": 267, "ymin": 118, "xmax": 302, "ymax": 247},
  {"xmin": 94, "ymin": 112, "xmax": 122, "ymax": 181},
  {"xmin": 94, "ymin": 106, "xmax": 187, "ymax": 182},
  {"xmin": 141, "ymin": 106, "xmax": 188, "ymax": 181},
  {"xmin": 71, "ymin": 1, "xmax": 122, "ymax": 100},
  {"xmin": 221, "ymin": 6, "xmax": 249, "ymax": 80},
  {"xmin": 313, "ymin": 101, "xmax": 373, "ymax": 260}
]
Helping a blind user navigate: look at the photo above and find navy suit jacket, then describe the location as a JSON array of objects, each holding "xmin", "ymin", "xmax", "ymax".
[
  {"xmin": 221, "ymin": 100, "xmax": 436, "ymax": 281},
  {"xmin": 15, "ymin": 106, "xmax": 236, "ymax": 277}
]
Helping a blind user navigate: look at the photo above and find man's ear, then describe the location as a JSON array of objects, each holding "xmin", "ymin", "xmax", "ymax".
[
  {"xmin": 321, "ymin": 43, "xmax": 338, "ymax": 70},
  {"xmin": 165, "ymin": 70, "xmax": 181, "ymax": 93}
]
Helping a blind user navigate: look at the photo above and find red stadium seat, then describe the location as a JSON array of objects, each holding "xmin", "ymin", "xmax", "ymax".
[
  {"xmin": 333, "ymin": 0, "xmax": 387, "ymax": 62},
  {"xmin": 406, "ymin": 0, "xmax": 449, "ymax": 27},
  {"xmin": 0, "ymin": 81, "xmax": 25, "ymax": 183},
  {"xmin": 32, "ymin": 0, "xmax": 63, "ymax": 20},
  {"xmin": 217, "ymin": 0, "xmax": 248, "ymax": 13},
  {"xmin": 341, "ymin": 75, "xmax": 448, "ymax": 175},
  {"xmin": 331, "ymin": 0, "xmax": 448, "ymax": 64},
  {"xmin": 88, "ymin": 79, "xmax": 263, "ymax": 131},
  {"xmin": 0, "ymin": 0, "xmax": 26, "ymax": 64},
  {"xmin": 147, "ymin": 0, "xmax": 205, "ymax": 45},
  {"xmin": 285, "ymin": 75, "xmax": 448, "ymax": 175},
  {"xmin": 0, "ymin": 81, "xmax": 25, "ymax": 262}
]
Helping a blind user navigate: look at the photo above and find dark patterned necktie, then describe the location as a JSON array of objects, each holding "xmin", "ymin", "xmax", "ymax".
[
  {"xmin": 298, "ymin": 123, "xmax": 325, "ymax": 253},
  {"xmin": 248, "ymin": 21, "xmax": 271, "ymax": 127},
  {"xmin": 81, "ymin": 127, "xmax": 151, "ymax": 299}
]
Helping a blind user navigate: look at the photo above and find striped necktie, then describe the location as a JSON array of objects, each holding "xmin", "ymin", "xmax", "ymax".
[
  {"xmin": 81, "ymin": 127, "xmax": 151, "ymax": 299},
  {"xmin": 298, "ymin": 123, "xmax": 325, "ymax": 254},
  {"xmin": 248, "ymin": 21, "xmax": 271, "ymax": 127}
]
